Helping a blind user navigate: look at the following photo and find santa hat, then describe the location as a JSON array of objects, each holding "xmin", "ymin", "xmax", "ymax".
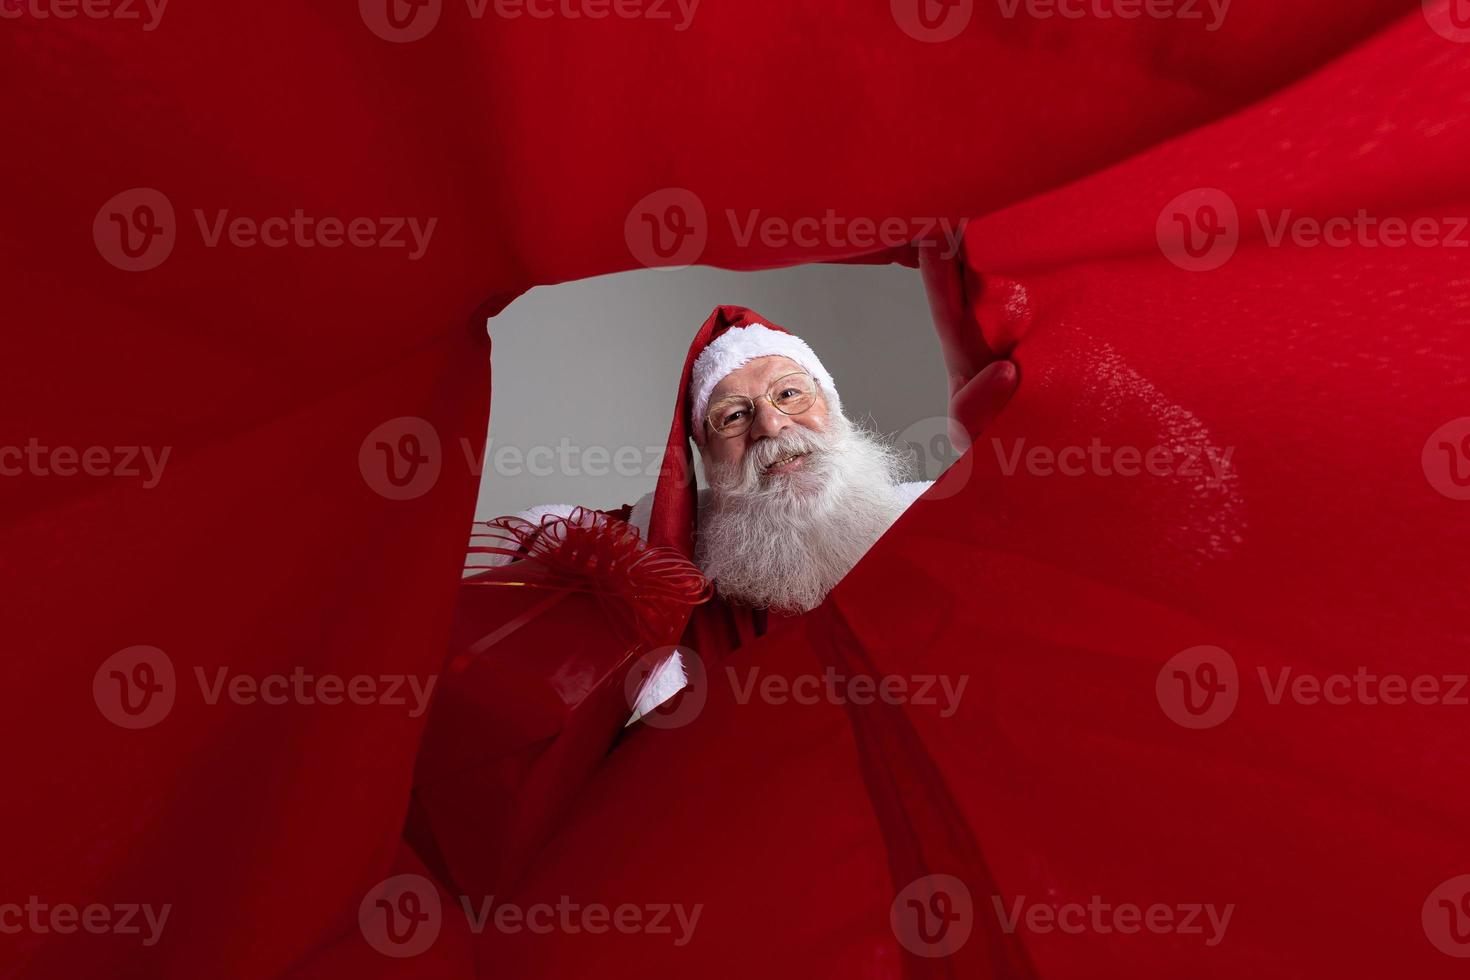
[{"xmin": 646, "ymin": 305, "xmax": 839, "ymax": 561}]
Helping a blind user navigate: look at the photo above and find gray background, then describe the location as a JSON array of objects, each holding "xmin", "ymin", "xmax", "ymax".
[{"xmin": 475, "ymin": 263, "xmax": 946, "ymax": 519}]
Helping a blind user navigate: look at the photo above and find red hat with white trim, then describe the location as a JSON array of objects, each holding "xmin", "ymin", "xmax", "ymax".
[{"xmin": 645, "ymin": 305, "xmax": 839, "ymax": 561}]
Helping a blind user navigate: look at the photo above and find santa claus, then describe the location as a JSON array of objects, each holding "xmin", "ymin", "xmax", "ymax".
[
  {"xmin": 646, "ymin": 306, "xmax": 926, "ymax": 610},
  {"xmin": 484, "ymin": 297, "xmax": 1017, "ymax": 713}
]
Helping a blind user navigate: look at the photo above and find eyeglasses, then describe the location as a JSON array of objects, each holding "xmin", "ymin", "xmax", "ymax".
[{"xmin": 704, "ymin": 372, "xmax": 818, "ymax": 439}]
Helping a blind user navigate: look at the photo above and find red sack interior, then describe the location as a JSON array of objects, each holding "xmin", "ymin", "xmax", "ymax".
[{"xmin": 4, "ymin": 2, "xmax": 1462, "ymax": 977}]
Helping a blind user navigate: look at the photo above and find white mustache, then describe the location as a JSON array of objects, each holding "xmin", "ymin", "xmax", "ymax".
[
  {"xmin": 697, "ymin": 413, "xmax": 916, "ymax": 612},
  {"xmin": 748, "ymin": 427, "xmax": 829, "ymax": 474}
]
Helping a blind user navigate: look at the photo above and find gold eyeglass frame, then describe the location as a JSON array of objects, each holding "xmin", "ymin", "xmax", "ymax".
[{"xmin": 704, "ymin": 371, "xmax": 818, "ymax": 439}]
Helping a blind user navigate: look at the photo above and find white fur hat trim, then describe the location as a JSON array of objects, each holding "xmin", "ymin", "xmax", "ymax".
[{"xmin": 689, "ymin": 324, "xmax": 838, "ymax": 443}]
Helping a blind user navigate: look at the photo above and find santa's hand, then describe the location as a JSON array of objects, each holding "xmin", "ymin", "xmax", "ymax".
[
  {"xmin": 948, "ymin": 359, "xmax": 1018, "ymax": 455},
  {"xmin": 918, "ymin": 241, "xmax": 994, "ymax": 389},
  {"xmin": 916, "ymin": 242, "xmax": 1019, "ymax": 453}
]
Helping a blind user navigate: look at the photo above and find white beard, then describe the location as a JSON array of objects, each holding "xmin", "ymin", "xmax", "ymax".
[{"xmin": 696, "ymin": 412, "xmax": 914, "ymax": 613}]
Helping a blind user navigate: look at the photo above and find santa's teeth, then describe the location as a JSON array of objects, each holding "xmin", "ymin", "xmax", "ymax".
[{"xmin": 765, "ymin": 451, "xmax": 808, "ymax": 470}]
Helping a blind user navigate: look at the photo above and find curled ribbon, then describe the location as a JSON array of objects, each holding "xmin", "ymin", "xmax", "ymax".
[{"xmin": 461, "ymin": 507, "xmax": 711, "ymax": 659}]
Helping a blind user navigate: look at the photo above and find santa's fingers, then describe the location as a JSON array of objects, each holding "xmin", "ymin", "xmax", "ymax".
[
  {"xmin": 918, "ymin": 242, "xmax": 994, "ymax": 394},
  {"xmin": 948, "ymin": 359, "xmax": 1019, "ymax": 455}
]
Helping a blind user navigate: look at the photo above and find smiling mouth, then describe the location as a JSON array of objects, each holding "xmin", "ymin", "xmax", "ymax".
[{"xmin": 763, "ymin": 450, "xmax": 811, "ymax": 474}]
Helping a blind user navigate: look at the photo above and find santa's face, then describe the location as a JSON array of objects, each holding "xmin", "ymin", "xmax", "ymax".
[
  {"xmin": 698, "ymin": 355, "xmax": 831, "ymax": 482},
  {"xmin": 695, "ymin": 379, "xmax": 912, "ymax": 613}
]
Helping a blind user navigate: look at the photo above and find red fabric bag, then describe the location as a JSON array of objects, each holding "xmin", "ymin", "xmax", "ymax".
[
  {"xmin": 2, "ymin": 1, "xmax": 1458, "ymax": 976},
  {"xmin": 456, "ymin": 9, "xmax": 1470, "ymax": 979},
  {"xmin": 408, "ymin": 510, "xmax": 708, "ymax": 897}
]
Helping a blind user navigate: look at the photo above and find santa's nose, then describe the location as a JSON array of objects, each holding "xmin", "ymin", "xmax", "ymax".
[{"xmin": 748, "ymin": 401, "xmax": 792, "ymax": 441}]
